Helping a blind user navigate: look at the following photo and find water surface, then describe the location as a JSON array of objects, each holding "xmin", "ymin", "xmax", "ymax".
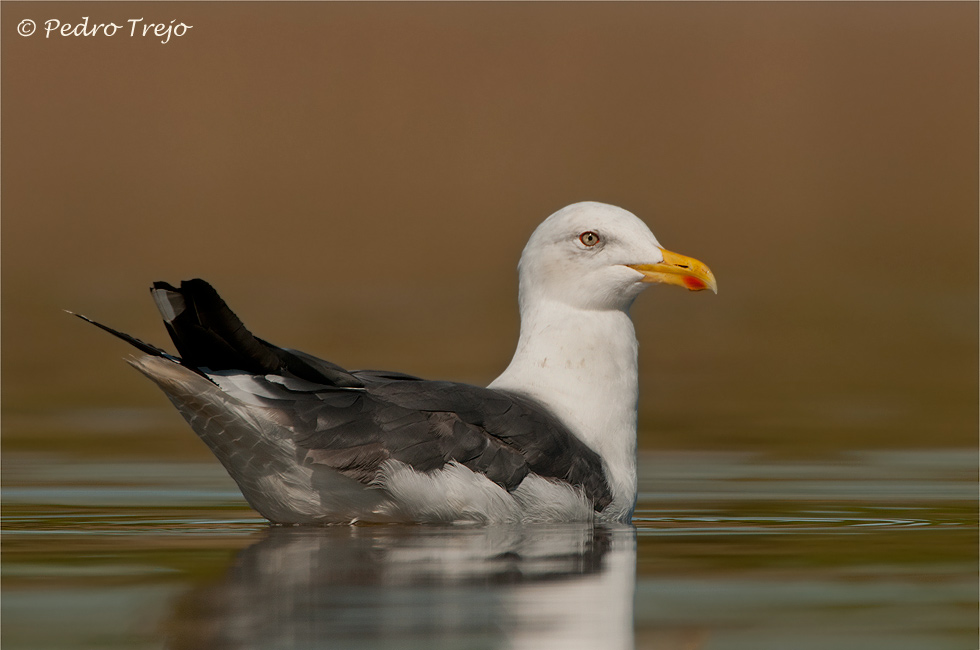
[{"xmin": 3, "ymin": 443, "xmax": 975, "ymax": 650}]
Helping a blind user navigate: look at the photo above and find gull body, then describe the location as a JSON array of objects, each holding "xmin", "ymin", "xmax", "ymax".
[{"xmin": 79, "ymin": 202, "xmax": 716, "ymax": 524}]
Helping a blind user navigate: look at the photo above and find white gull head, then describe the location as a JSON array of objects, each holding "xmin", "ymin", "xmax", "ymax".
[{"xmin": 490, "ymin": 202, "xmax": 716, "ymax": 522}]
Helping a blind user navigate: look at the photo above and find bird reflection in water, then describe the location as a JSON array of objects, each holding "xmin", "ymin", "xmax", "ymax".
[{"xmin": 165, "ymin": 523, "xmax": 635, "ymax": 650}]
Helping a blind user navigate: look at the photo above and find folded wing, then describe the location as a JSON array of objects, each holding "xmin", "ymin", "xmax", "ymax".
[{"xmin": 78, "ymin": 279, "xmax": 613, "ymax": 513}]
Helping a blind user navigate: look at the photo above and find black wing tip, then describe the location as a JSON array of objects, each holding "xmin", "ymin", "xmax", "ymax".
[
  {"xmin": 150, "ymin": 279, "xmax": 216, "ymax": 295},
  {"xmin": 151, "ymin": 280, "xmax": 179, "ymax": 292},
  {"xmin": 145, "ymin": 279, "xmax": 363, "ymax": 389}
]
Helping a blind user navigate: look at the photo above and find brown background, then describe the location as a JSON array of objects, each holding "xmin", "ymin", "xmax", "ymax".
[{"xmin": 3, "ymin": 2, "xmax": 977, "ymax": 454}]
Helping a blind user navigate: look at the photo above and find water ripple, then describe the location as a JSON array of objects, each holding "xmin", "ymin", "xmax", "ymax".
[{"xmin": 632, "ymin": 512, "xmax": 956, "ymax": 535}]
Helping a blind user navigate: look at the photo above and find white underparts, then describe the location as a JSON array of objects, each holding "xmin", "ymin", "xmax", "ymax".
[{"xmin": 373, "ymin": 461, "xmax": 596, "ymax": 524}]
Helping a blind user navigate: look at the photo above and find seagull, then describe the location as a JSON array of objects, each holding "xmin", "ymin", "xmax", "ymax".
[{"xmin": 76, "ymin": 202, "xmax": 716, "ymax": 524}]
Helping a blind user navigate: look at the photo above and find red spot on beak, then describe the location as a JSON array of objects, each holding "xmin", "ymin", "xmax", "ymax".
[{"xmin": 683, "ymin": 276, "xmax": 706, "ymax": 290}]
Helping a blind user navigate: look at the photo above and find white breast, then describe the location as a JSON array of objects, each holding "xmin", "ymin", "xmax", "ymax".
[{"xmin": 490, "ymin": 302, "xmax": 640, "ymax": 522}]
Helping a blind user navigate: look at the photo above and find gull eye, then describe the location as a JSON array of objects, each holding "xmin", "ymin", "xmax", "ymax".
[{"xmin": 579, "ymin": 231, "xmax": 600, "ymax": 247}]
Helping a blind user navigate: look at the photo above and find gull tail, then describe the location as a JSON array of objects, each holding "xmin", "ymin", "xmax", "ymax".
[{"xmin": 68, "ymin": 310, "xmax": 180, "ymax": 362}]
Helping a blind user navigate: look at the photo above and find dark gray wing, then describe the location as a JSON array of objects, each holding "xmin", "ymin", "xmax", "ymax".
[
  {"xmin": 243, "ymin": 373, "xmax": 613, "ymax": 512},
  {"xmin": 366, "ymin": 377, "xmax": 613, "ymax": 510}
]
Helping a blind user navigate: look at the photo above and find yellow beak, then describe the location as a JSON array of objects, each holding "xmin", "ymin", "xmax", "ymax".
[{"xmin": 626, "ymin": 248, "xmax": 718, "ymax": 294}]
